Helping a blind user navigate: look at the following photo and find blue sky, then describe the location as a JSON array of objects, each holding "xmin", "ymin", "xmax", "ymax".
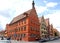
[{"xmin": 0, "ymin": 0, "xmax": 60, "ymax": 32}]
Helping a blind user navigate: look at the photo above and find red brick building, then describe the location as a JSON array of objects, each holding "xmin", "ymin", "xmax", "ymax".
[{"xmin": 6, "ymin": 1, "xmax": 40, "ymax": 41}]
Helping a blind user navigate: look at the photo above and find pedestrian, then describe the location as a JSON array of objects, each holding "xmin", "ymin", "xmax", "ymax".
[{"xmin": 1, "ymin": 37, "xmax": 4, "ymax": 40}]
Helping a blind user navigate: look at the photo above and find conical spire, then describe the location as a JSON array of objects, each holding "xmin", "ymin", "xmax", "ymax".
[
  {"xmin": 41, "ymin": 15, "xmax": 44, "ymax": 22},
  {"xmin": 32, "ymin": 0, "xmax": 35, "ymax": 9}
]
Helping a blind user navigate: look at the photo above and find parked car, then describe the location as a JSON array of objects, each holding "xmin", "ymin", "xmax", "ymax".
[
  {"xmin": 54, "ymin": 37, "xmax": 59, "ymax": 40},
  {"xmin": 7, "ymin": 37, "xmax": 11, "ymax": 40},
  {"xmin": 49, "ymin": 37, "xmax": 55, "ymax": 41},
  {"xmin": 39, "ymin": 38, "xmax": 49, "ymax": 42}
]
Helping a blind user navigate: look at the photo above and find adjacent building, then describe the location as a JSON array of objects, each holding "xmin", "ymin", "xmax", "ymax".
[
  {"xmin": 53, "ymin": 28, "xmax": 59, "ymax": 38},
  {"xmin": 39, "ymin": 16, "xmax": 58, "ymax": 40},
  {"xmin": 39, "ymin": 16, "xmax": 48, "ymax": 39},
  {"xmin": 0, "ymin": 30, "xmax": 7, "ymax": 38},
  {"xmin": 45, "ymin": 18, "xmax": 50, "ymax": 39}
]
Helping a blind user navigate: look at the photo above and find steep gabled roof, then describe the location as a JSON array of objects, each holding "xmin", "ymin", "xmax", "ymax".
[
  {"xmin": 39, "ymin": 16, "xmax": 45, "ymax": 23},
  {"xmin": 45, "ymin": 18, "xmax": 49, "ymax": 26},
  {"xmin": 10, "ymin": 9, "xmax": 35, "ymax": 24},
  {"xmin": 39, "ymin": 17, "xmax": 50, "ymax": 26},
  {"xmin": 39, "ymin": 17, "xmax": 42, "ymax": 23},
  {"xmin": 10, "ymin": 14, "xmax": 26, "ymax": 24}
]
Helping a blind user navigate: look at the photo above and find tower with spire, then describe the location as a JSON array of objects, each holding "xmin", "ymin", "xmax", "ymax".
[{"xmin": 32, "ymin": 0, "xmax": 35, "ymax": 9}]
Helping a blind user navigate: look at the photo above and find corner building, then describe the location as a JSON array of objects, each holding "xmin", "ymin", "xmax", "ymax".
[{"xmin": 6, "ymin": 1, "xmax": 40, "ymax": 41}]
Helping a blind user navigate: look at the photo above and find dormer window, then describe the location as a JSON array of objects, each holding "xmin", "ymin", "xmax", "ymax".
[{"xmin": 23, "ymin": 13, "xmax": 28, "ymax": 17}]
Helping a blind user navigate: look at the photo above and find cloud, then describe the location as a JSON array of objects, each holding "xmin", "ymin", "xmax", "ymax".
[
  {"xmin": 0, "ymin": 0, "xmax": 59, "ymax": 32},
  {"xmin": 0, "ymin": 0, "xmax": 12, "ymax": 11},
  {"xmin": 0, "ymin": 15, "xmax": 10, "ymax": 30},
  {"xmin": 43, "ymin": 0, "xmax": 47, "ymax": 3},
  {"xmin": 13, "ymin": 0, "xmax": 32, "ymax": 17},
  {"xmin": 0, "ymin": 24, "xmax": 3, "ymax": 30},
  {"xmin": 45, "ymin": 10, "xmax": 60, "ymax": 31},
  {"xmin": 0, "ymin": 0, "xmax": 32, "ymax": 30},
  {"xmin": 36, "ymin": 6, "xmax": 47, "ymax": 13},
  {"xmin": 0, "ymin": 10, "xmax": 11, "ymax": 18},
  {"xmin": 46, "ymin": 2, "xmax": 58, "ymax": 7},
  {"xmin": 35, "ymin": 2, "xmax": 58, "ymax": 14}
]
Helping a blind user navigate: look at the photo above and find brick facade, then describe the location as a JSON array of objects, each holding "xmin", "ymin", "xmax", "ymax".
[{"xmin": 6, "ymin": 1, "xmax": 40, "ymax": 41}]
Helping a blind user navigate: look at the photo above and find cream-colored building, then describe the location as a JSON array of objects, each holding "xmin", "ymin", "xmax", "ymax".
[{"xmin": 39, "ymin": 16, "xmax": 48, "ymax": 39}]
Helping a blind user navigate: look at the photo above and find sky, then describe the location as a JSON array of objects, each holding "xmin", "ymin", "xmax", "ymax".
[{"xmin": 0, "ymin": 0, "xmax": 60, "ymax": 32}]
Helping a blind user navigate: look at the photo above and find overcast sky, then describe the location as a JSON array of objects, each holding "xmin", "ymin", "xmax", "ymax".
[{"xmin": 0, "ymin": 0, "xmax": 60, "ymax": 32}]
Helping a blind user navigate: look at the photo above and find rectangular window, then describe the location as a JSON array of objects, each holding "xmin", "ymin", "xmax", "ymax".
[
  {"xmin": 21, "ymin": 27, "xmax": 23, "ymax": 31},
  {"xmin": 20, "ymin": 34, "xmax": 26, "ymax": 38},
  {"xmin": 42, "ymin": 31, "xmax": 43, "ymax": 34},
  {"xmin": 19, "ymin": 28, "xmax": 20, "ymax": 31},
  {"xmin": 23, "ymin": 19, "xmax": 26, "ymax": 24},
  {"xmin": 30, "ymin": 26, "xmax": 34, "ymax": 31},
  {"xmin": 23, "ymin": 26, "xmax": 26, "ymax": 31},
  {"xmin": 21, "ymin": 21, "xmax": 23, "ymax": 25},
  {"xmin": 21, "ymin": 26, "xmax": 26, "ymax": 31},
  {"xmin": 30, "ymin": 26, "xmax": 33, "ymax": 31},
  {"xmin": 22, "ymin": 34, "xmax": 26, "ymax": 37},
  {"xmin": 19, "ymin": 22, "xmax": 20, "ymax": 25}
]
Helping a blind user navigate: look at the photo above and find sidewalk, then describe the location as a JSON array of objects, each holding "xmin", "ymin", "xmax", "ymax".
[
  {"xmin": 11, "ymin": 40, "xmax": 40, "ymax": 43},
  {"xmin": 0, "ymin": 40, "xmax": 40, "ymax": 43}
]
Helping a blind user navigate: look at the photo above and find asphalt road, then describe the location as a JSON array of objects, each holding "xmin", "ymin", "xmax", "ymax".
[
  {"xmin": 44, "ymin": 39, "xmax": 60, "ymax": 43},
  {"xmin": 0, "ymin": 39, "xmax": 60, "ymax": 43}
]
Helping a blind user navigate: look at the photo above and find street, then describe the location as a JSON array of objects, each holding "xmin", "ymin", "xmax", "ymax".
[
  {"xmin": 0, "ymin": 39, "xmax": 60, "ymax": 43},
  {"xmin": 10, "ymin": 39, "xmax": 60, "ymax": 43},
  {"xmin": 44, "ymin": 39, "xmax": 60, "ymax": 43}
]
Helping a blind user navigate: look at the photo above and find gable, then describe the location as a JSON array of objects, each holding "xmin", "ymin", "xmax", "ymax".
[{"xmin": 29, "ymin": 8, "xmax": 39, "ymax": 22}]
